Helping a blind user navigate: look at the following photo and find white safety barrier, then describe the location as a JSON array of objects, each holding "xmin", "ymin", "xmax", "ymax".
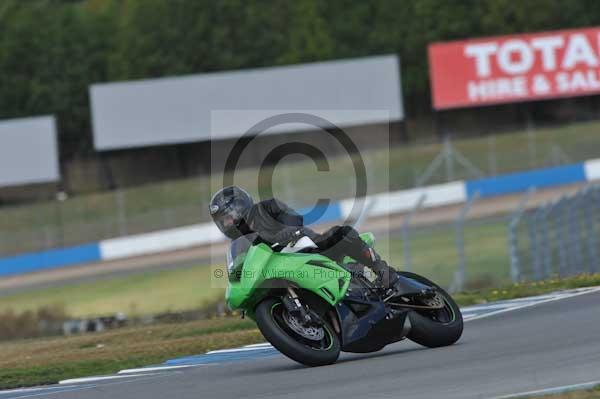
[
  {"xmin": 584, "ymin": 158, "xmax": 600, "ymax": 181},
  {"xmin": 99, "ymin": 224, "xmax": 222, "ymax": 261},
  {"xmin": 99, "ymin": 181, "xmax": 467, "ymax": 262},
  {"xmin": 339, "ymin": 181, "xmax": 466, "ymax": 219}
]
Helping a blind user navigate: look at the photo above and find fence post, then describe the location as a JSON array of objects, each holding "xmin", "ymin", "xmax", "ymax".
[
  {"xmin": 555, "ymin": 198, "xmax": 569, "ymax": 277},
  {"xmin": 43, "ymin": 225, "xmax": 53, "ymax": 250},
  {"xmin": 115, "ymin": 189, "xmax": 128, "ymax": 236},
  {"xmin": 444, "ymin": 138, "xmax": 455, "ymax": 182},
  {"xmin": 507, "ymin": 187, "xmax": 536, "ymax": 283},
  {"xmin": 55, "ymin": 194, "xmax": 66, "ymax": 247},
  {"xmin": 525, "ymin": 107, "xmax": 537, "ymax": 168},
  {"xmin": 528, "ymin": 207, "xmax": 545, "ymax": 281},
  {"xmin": 539, "ymin": 203, "xmax": 553, "ymax": 279},
  {"xmin": 567, "ymin": 193, "xmax": 584, "ymax": 276},
  {"xmin": 451, "ymin": 191, "xmax": 479, "ymax": 292},
  {"xmin": 487, "ymin": 134, "xmax": 497, "ymax": 176},
  {"xmin": 402, "ymin": 193, "xmax": 427, "ymax": 271},
  {"xmin": 351, "ymin": 196, "xmax": 378, "ymax": 230},
  {"xmin": 415, "ymin": 136, "xmax": 483, "ymax": 187},
  {"xmin": 583, "ymin": 187, "xmax": 599, "ymax": 274}
]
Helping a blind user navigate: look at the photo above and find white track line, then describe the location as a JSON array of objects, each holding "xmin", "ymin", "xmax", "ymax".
[
  {"xmin": 491, "ymin": 379, "xmax": 600, "ymax": 398},
  {"xmin": 0, "ymin": 385, "xmax": 96, "ymax": 395},
  {"xmin": 466, "ymin": 286, "xmax": 600, "ymax": 322},
  {"xmin": 206, "ymin": 346, "xmax": 275, "ymax": 354},
  {"xmin": 461, "ymin": 303, "xmax": 531, "ymax": 312},
  {"xmin": 0, "ymin": 388, "xmax": 57, "ymax": 394},
  {"xmin": 243, "ymin": 343, "xmax": 273, "ymax": 348},
  {"xmin": 37, "ymin": 286, "xmax": 600, "ymax": 392},
  {"xmin": 123, "ymin": 287, "xmax": 600, "ymax": 370},
  {"xmin": 59, "ymin": 373, "xmax": 162, "ymax": 385},
  {"xmin": 11, "ymin": 374, "xmax": 178, "ymax": 399},
  {"xmin": 118, "ymin": 365, "xmax": 203, "ymax": 374},
  {"xmin": 0, "ymin": 386, "xmax": 101, "ymax": 399},
  {"xmin": 492, "ymin": 294, "xmax": 557, "ymax": 303}
]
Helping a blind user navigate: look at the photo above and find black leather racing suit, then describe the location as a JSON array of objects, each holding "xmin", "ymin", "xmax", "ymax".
[{"xmin": 242, "ymin": 198, "xmax": 387, "ymax": 276}]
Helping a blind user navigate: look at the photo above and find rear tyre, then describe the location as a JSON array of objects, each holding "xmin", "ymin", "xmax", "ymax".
[
  {"xmin": 400, "ymin": 272, "xmax": 463, "ymax": 348},
  {"xmin": 255, "ymin": 297, "xmax": 340, "ymax": 367}
]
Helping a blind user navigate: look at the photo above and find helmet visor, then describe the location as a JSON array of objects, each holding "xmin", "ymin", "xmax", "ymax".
[{"xmin": 213, "ymin": 203, "xmax": 245, "ymax": 238}]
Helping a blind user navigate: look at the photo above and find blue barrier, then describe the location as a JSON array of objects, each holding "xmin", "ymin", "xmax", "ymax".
[
  {"xmin": 466, "ymin": 163, "xmax": 586, "ymax": 199},
  {"xmin": 1, "ymin": 160, "xmax": 596, "ymax": 278},
  {"xmin": 0, "ymin": 243, "xmax": 101, "ymax": 277},
  {"xmin": 299, "ymin": 202, "xmax": 342, "ymax": 225}
]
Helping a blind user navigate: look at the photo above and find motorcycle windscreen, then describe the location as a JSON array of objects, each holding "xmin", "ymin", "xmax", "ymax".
[{"xmin": 227, "ymin": 233, "xmax": 259, "ymax": 277}]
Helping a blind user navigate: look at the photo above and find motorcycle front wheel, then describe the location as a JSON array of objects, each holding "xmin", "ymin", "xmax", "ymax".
[{"xmin": 255, "ymin": 297, "xmax": 341, "ymax": 367}]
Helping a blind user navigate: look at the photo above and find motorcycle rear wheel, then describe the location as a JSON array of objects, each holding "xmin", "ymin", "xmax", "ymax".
[
  {"xmin": 400, "ymin": 272, "xmax": 464, "ymax": 348},
  {"xmin": 255, "ymin": 297, "xmax": 340, "ymax": 367}
]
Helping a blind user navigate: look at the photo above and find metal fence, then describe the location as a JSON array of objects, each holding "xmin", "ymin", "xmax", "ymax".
[
  {"xmin": 0, "ymin": 200, "xmax": 204, "ymax": 257},
  {"xmin": 0, "ymin": 121, "xmax": 597, "ymax": 264},
  {"xmin": 386, "ymin": 192, "xmax": 511, "ymax": 293},
  {"xmin": 508, "ymin": 185, "xmax": 600, "ymax": 283}
]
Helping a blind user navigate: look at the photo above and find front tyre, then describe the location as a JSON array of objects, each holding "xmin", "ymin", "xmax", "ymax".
[
  {"xmin": 401, "ymin": 272, "xmax": 464, "ymax": 348},
  {"xmin": 255, "ymin": 297, "xmax": 340, "ymax": 367}
]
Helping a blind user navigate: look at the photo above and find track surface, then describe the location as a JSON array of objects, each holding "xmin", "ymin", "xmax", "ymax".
[{"xmin": 4, "ymin": 288, "xmax": 600, "ymax": 399}]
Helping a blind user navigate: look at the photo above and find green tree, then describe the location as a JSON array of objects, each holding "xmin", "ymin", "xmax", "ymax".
[{"xmin": 2, "ymin": 0, "xmax": 600, "ymax": 164}]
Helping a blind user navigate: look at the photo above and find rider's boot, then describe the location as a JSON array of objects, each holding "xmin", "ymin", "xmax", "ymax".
[
  {"xmin": 359, "ymin": 247, "xmax": 399, "ymax": 290},
  {"xmin": 362, "ymin": 247, "xmax": 435, "ymax": 298}
]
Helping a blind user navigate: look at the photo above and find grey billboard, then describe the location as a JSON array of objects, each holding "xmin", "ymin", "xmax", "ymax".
[
  {"xmin": 90, "ymin": 55, "xmax": 403, "ymax": 150},
  {"xmin": 0, "ymin": 116, "xmax": 60, "ymax": 188}
]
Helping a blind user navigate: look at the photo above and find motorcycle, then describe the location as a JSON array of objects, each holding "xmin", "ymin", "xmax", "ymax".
[{"xmin": 225, "ymin": 231, "xmax": 463, "ymax": 366}]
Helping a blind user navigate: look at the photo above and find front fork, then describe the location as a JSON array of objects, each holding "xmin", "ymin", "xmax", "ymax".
[{"xmin": 281, "ymin": 286, "xmax": 323, "ymax": 326}]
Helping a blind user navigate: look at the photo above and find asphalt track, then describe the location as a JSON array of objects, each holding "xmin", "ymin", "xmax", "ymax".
[{"xmin": 3, "ymin": 288, "xmax": 600, "ymax": 399}]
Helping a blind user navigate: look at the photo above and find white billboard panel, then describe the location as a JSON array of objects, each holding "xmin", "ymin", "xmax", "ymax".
[
  {"xmin": 0, "ymin": 116, "xmax": 60, "ymax": 188},
  {"xmin": 90, "ymin": 55, "xmax": 403, "ymax": 150}
]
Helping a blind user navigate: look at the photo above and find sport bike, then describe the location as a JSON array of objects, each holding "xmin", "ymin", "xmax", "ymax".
[{"xmin": 225, "ymin": 231, "xmax": 463, "ymax": 366}]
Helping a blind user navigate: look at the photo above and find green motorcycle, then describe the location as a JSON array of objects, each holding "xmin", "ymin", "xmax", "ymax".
[{"xmin": 225, "ymin": 232, "xmax": 463, "ymax": 366}]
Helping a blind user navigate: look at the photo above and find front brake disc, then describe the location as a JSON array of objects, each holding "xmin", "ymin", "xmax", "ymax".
[{"xmin": 283, "ymin": 311, "xmax": 325, "ymax": 341}]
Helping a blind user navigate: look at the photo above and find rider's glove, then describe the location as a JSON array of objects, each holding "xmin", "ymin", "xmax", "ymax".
[{"xmin": 274, "ymin": 227, "xmax": 305, "ymax": 246}]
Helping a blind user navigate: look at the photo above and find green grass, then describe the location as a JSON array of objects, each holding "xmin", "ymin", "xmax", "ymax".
[
  {"xmin": 453, "ymin": 273, "xmax": 600, "ymax": 306},
  {"xmin": 0, "ymin": 215, "xmax": 511, "ymax": 318},
  {"xmin": 0, "ymin": 264, "xmax": 223, "ymax": 317},
  {"xmin": 509, "ymin": 385, "xmax": 600, "ymax": 398},
  {"xmin": 0, "ymin": 318, "xmax": 261, "ymax": 390},
  {"xmin": 0, "ymin": 213, "xmax": 512, "ymax": 318},
  {"xmin": 2, "ymin": 120, "xmax": 600, "ymax": 255},
  {"xmin": 2, "ymin": 273, "xmax": 600, "ymax": 390},
  {"xmin": 382, "ymin": 216, "xmax": 511, "ymax": 289}
]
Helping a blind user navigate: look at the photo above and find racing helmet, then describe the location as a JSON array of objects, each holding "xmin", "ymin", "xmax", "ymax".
[{"xmin": 209, "ymin": 186, "xmax": 254, "ymax": 239}]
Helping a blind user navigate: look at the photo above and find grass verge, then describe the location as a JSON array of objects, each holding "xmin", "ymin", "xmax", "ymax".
[
  {"xmin": 1, "ymin": 274, "xmax": 600, "ymax": 390},
  {"xmin": 0, "ymin": 264, "xmax": 222, "ymax": 317},
  {"xmin": 512, "ymin": 385, "xmax": 600, "ymax": 398},
  {"xmin": 453, "ymin": 273, "xmax": 600, "ymax": 306},
  {"xmin": 0, "ymin": 318, "xmax": 260, "ymax": 390},
  {"xmin": 0, "ymin": 215, "xmax": 511, "ymax": 318}
]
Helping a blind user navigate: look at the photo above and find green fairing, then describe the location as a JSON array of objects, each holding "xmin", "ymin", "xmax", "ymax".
[{"xmin": 226, "ymin": 233, "xmax": 375, "ymax": 318}]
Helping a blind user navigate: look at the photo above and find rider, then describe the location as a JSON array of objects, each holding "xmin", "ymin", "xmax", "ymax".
[{"xmin": 209, "ymin": 186, "xmax": 403, "ymax": 292}]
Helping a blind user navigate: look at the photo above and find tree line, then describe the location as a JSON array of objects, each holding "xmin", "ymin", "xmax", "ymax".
[{"xmin": 1, "ymin": 0, "xmax": 599, "ymax": 160}]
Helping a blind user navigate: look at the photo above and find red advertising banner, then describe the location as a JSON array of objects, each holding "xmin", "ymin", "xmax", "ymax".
[{"xmin": 428, "ymin": 27, "xmax": 600, "ymax": 109}]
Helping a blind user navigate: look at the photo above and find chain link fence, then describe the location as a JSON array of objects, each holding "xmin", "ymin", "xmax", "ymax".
[
  {"xmin": 0, "ymin": 121, "xmax": 598, "ymax": 267},
  {"xmin": 508, "ymin": 185, "xmax": 600, "ymax": 283},
  {"xmin": 387, "ymin": 201, "xmax": 511, "ymax": 293}
]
